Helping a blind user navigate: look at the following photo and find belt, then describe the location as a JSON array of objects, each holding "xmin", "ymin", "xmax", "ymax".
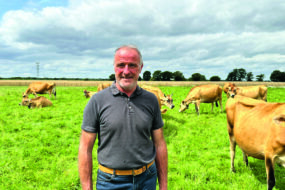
[{"xmin": 99, "ymin": 160, "xmax": 155, "ymax": 176}]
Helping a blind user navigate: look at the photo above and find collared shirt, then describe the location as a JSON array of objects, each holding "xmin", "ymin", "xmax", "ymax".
[{"xmin": 81, "ymin": 82, "xmax": 164, "ymax": 169}]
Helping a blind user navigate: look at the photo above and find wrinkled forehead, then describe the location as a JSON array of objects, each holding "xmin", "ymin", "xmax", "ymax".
[{"xmin": 114, "ymin": 48, "xmax": 140, "ymax": 64}]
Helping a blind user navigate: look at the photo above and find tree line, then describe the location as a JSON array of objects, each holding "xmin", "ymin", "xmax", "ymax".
[
  {"xmin": 2, "ymin": 69, "xmax": 285, "ymax": 82},
  {"xmin": 108, "ymin": 68, "xmax": 285, "ymax": 82}
]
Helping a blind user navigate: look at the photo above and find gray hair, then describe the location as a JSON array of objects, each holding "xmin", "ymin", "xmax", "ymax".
[{"xmin": 114, "ymin": 45, "xmax": 143, "ymax": 65}]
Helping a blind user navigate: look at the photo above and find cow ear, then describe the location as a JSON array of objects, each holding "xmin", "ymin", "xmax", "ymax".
[{"xmin": 273, "ymin": 115, "xmax": 285, "ymax": 126}]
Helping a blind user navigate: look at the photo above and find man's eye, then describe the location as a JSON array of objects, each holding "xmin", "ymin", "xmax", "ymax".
[
  {"xmin": 129, "ymin": 64, "xmax": 137, "ymax": 68},
  {"xmin": 117, "ymin": 64, "xmax": 125, "ymax": 68}
]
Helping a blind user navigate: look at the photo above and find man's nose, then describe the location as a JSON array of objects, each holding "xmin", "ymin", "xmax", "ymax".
[{"xmin": 123, "ymin": 65, "xmax": 131, "ymax": 74}]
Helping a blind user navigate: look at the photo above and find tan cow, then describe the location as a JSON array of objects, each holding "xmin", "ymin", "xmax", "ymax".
[
  {"xmin": 83, "ymin": 83, "xmax": 112, "ymax": 98},
  {"xmin": 142, "ymin": 85, "xmax": 175, "ymax": 110},
  {"xmin": 23, "ymin": 82, "xmax": 56, "ymax": 99},
  {"xmin": 179, "ymin": 84, "xmax": 223, "ymax": 115},
  {"xmin": 226, "ymin": 83, "xmax": 267, "ymax": 101},
  {"xmin": 226, "ymin": 95, "xmax": 285, "ymax": 190},
  {"xmin": 19, "ymin": 96, "xmax": 53, "ymax": 109}
]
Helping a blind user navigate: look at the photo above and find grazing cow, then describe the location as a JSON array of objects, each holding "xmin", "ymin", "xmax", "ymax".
[
  {"xmin": 23, "ymin": 82, "xmax": 56, "ymax": 99},
  {"xmin": 226, "ymin": 95, "xmax": 285, "ymax": 190},
  {"xmin": 226, "ymin": 83, "xmax": 267, "ymax": 101},
  {"xmin": 179, "ymin": 84, "xmax": 223, "ymax": 115},
  {"xmin": 143, "ymin": 87, "xmax": 167, "ymax": 114},
  {"xmin": 142, "ymin": 85, "xmax": 175, "ymax": 110},
  {"xmin": 84, "ymin": 83, "xmax": 112, "ymax": 98},
  {"xmin": 19, "ymin": 96, "xmax": 53, "ymax": 109}
]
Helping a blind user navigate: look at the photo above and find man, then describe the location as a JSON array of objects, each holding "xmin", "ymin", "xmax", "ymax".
[{"xmin": 78, "ymin": 45, "xmax": 168, "ymax": 190}]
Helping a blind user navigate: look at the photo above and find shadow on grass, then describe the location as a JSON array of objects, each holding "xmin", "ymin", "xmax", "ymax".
[{"xmin": 249, "ymin": 159, "xmax": 285, "ymax": 189}]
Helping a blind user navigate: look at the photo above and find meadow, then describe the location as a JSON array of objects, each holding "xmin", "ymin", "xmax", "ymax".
[{"xmin": 0, "ymin": 85, "xmax": 285, "ymax": 190}]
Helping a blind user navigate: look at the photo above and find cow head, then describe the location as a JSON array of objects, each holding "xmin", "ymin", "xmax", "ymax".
[
  {"xmin": 179, "ymin": 95, "xmax": 199, "ymax": 112},
  {"xmin": 83, "ymin": 90, "xmax": 89, "ymax": 98},
  {"xmin": 223, "ymin": 82, "xmax": 231, "ymax": 94},
  {"xmin": 22, "ymin": 93, "xmax": 29, "ymax": 98},
  {"xmin": 19, "ymin": 97, "xmax": 31, "ymax": 106},
  {"xmin": 226, "ymin": 83, "xmax": 238, "ymax": 98},
  {"xmin": 179, "ymin": 100, "xmax": 189, "ymax": 112},
  {"xmin": 161, "ymin": 94, "xmax": 175, "ymax": 109}
]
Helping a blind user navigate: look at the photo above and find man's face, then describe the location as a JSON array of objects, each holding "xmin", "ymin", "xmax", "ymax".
[{"xmin": 114, "ymin": 48, "xmax": 143, "ymax": 92}]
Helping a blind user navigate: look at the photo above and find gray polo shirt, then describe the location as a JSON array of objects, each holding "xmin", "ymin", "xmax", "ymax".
[{"xmin": 81, "ymin": 82, "xmax": 164, "ymax": 169}]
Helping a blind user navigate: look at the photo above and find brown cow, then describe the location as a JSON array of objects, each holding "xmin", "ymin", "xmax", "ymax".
[
  {"xmin": 179, "ymin": 84, "xmax": 223, "ymax": 115},
  {"xmin": 142, "ymin": 85, "xmax": 175, "ymax": 110},
  {"xmin": 226, "ymin": 95, "xmax": 285, "ymax": 190},
  {"xmin": 226, "ymin": 83, "xmax": 267, "ymax": 101},
  {"xmin": 19, "ymin": 96, "xmax": 53, "ymax": 109},
  {"xmin": 84, "ymin": 83, "xmax": 112, "ymax": 98},
  {"xmin": 23, "ymin": 82, "xmax": 56, "ymax": 99}
]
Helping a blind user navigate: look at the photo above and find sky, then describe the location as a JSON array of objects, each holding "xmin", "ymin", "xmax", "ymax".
[{"xmin": 0, "ymin": 0, "xmax": 285, "ymax": 80}]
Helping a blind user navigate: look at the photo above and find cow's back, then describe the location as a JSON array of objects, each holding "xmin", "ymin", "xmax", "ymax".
[
  {"xmin": 198, "ymin": 85, "xmax": 222, "ymax": 102},
  {"xmin": 237, "ymin": 85, "xmax": 267, "ymax": 100},
  {"xmin": 233, "ymin": 99, "xmax": 273, "ymax": 159}
]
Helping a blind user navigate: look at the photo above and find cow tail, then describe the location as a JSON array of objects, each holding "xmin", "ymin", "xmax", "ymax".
[{"xmin": 215, "ymin": 101, "xmax": 218, "ymax": 107}]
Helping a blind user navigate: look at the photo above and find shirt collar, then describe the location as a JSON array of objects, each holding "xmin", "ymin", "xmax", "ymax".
[{"xmin": 111, "ymin": 81, "xmax": 143, "ymax": 97}]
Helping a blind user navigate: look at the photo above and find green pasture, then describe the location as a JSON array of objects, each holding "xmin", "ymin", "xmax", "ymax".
[{"xmin": 0, "ymin": 85, "xmax": 284, "ymax": 190}]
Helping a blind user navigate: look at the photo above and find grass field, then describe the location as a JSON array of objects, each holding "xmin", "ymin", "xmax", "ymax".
[{"xmin": 0, "ymin": 85, "xmax": 284, "ymax": 190}]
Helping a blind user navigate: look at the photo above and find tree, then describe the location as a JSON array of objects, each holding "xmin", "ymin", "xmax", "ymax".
[
  {"xmin": 226, "ymin": 68, "xmax": 247, "ymax": 81},
  {"xmin": 143, "ymin": 71, "xmax": 151, "ymax": 81},
  {"xmin": 226, "ymin": 71, "xmax": 235, "ymax": 81},
  {"xmin": 191, "ymin": 73, "xmax": 206, "ymax": 81},
  {"xmin": 161, "ymin": 71, "xmax": 173, "ymax": 81},
  {"xmin": 256, "ymin": 74, "xmax": 265, "ymax": 81},
  {"xmin": 109, "ymin": 74, "xmax": 115, "ymax": 81},
  {"xmin": 210, "ymin": 76, "xmax": 221, "ymax": 81},
  {"xmin": 152, "ymin": 70, "xmax": 162, "ymax": 81},
  {"xmin": 173, "ymin": 71, "xmax": 185, "ymax": 81},
  {"xmin": 270, "ymin": 70, "xmax": 285, "ymax": 82},
  {"xmin": 235, "ymin": 68, "xmax": 246, "ymax": 81},
  {"xmin": 246, "ymin": 72, "xmax": 254, "ymax": 81}
]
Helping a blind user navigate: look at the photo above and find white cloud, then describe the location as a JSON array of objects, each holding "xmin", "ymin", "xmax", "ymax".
[{"xmin": 0, "ymin": 0, "xmax": 285, "ymax": 80}]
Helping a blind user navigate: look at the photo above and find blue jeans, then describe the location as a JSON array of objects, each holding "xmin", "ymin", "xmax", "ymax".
[{"xmin": 96, "ymin": 162, "xmax": 157, "ymax": 190}]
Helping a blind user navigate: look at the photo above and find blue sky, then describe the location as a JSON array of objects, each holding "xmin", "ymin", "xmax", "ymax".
[
  {"xmin": 0, "ymin": 0, "xmax": 68, "ymax": 17},
  {"xmin": 0, "ymin": 0, "xmax": 285, "ymax": 80}
]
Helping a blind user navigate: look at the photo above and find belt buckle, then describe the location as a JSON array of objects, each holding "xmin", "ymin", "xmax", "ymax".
[{"xmin": 132, "ymin": 166, "xmax": 145, "ymax": 176}]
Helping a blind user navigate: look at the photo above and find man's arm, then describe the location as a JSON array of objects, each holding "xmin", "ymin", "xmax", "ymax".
[
  {"xmin": 152, "ymin": 128, "xmax": 168, "ymax": 190},
  {"xmin": 78, "ymin": 130, "xmax": 97, "ymax": 190}
]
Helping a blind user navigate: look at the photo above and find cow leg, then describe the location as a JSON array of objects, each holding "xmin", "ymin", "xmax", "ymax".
[
  {"xmin": 242, "ymin": 151, "xmax": 248, "ymax": 166},
  {"xmin": 229, "ymin": 135, "xmax": 236, "ymax": 172},
  {"xmin": 219, "ymin": 98, "xmax": 223, "ymax": 112},
  {"xmin": 211, "ymin": 102, "xmax": 214, "ymax": 112},
  {"xmin": 52, "ymin": 88, "xmax": 56, "ymax": 99},
  {"xmin": 195, "ymin": 103, "xmax": 199, "ymax": 115},
  {"xmin": 32, "ymin": 91, "xmax": 37, "ymax": 97},
  {"xmin": 265, "ymin": 156, "xmax": 275, "ymax": 190}
]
